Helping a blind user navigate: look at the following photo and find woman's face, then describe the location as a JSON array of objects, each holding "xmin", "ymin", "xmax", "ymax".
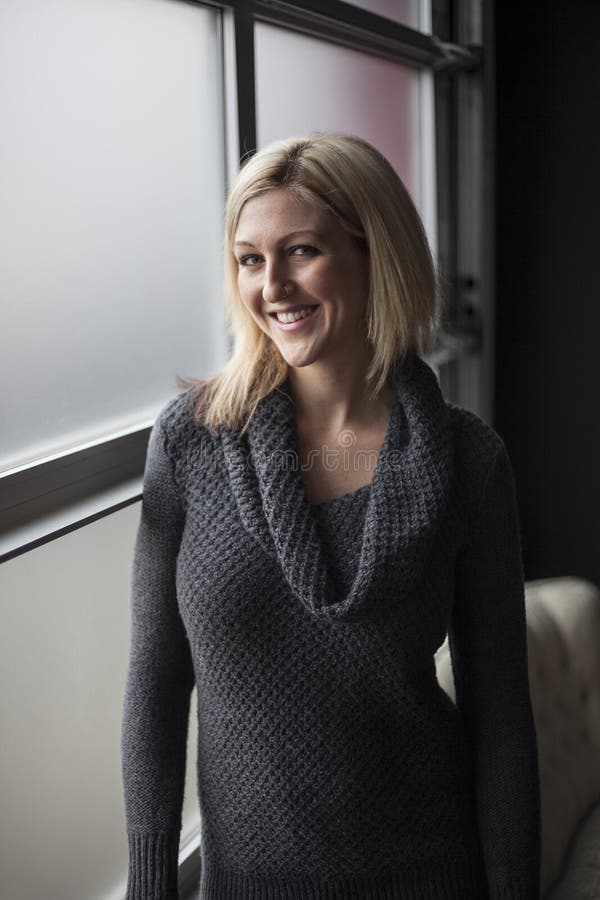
[{"xmin": 233, "ymin": 188, "xmax": 370, "ymax": 371}]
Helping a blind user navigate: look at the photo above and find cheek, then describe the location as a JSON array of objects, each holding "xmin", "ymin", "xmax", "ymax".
[
  {"xmin": 349, "ymin": 260, "xmax": 370, "ymax": 305},
  {"xmin": 349, "ymin": 250, "xmax": 369, "ymax": 286},
  {"xmin": 237, "ymin": 277, "xmax": 259, "ymax": 311},
  {"xmin": 302, "ymin": 261, "xmax": 339, "ymax": 297},
  {"xmin": 238, "ymin": 282, "xmax": 271, "ymax": 331}
]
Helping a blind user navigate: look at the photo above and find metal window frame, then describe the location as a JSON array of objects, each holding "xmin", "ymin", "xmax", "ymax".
[{"xmin": 0, "ymin": 0, "xmax": 483, "ymax": 566}]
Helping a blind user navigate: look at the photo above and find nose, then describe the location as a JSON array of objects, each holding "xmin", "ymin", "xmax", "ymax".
[{"xmin": 262, "ymin": 258, "xmax": 291, "ymax": 304}]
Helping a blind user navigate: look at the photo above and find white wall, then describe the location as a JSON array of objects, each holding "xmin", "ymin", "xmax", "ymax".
[{"xmin": 0, "ymin": 505, "xmax": 199, "ymax": 900}]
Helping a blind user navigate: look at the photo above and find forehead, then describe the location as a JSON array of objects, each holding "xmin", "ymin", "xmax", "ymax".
[{"xmin": 235, "ymin": 188, "xmax": 330, "ymax": 241}]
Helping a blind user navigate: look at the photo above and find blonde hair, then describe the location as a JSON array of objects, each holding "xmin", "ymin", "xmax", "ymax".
[{"xmin": 179, "ymin": 131, "xmax": 441, "ymax": 435}]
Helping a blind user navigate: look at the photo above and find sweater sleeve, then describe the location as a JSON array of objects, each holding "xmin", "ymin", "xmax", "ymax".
[
  {"xmin": 121, "ymin": 410, "xmax": 196, "ymax": 900},
  {"xmin": 448, "ymin": 440, "xmax": 542, "ymax": 900}
]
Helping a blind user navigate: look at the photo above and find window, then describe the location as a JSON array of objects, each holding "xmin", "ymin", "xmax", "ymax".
[
  {"xmin": 0, "ymin": 0, "xmax": 228, "ymax": 475},
  {"xmin": 346, "ymin": 0, "xmax": 421, "ymax": 30},
  {"xmin": 255, "ymin": 24, "xmax": 421, "ymax": 199},
  {"xmin": 1, "ymin": 0, "xmax": 485, "ymax": 571}
]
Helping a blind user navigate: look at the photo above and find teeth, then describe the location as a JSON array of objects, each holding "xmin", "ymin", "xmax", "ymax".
[{"xmin": 276, "ymin": 306, "xmax": 315, "ymax": 323}]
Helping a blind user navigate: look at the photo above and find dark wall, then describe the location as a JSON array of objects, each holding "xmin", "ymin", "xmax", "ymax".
[{"xmin": 494, "ymin": 1, "xmax": 600, "ymax": 585}]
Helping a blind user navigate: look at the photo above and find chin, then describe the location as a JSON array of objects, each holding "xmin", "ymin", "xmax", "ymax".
[{"xmin": 276, "ymin": 347, "xmax": 320, "ymax": 369}]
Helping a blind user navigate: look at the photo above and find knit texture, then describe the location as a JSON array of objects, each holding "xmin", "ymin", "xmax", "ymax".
[
  {"xmin": 121, "ymin": 353, "xmax": 541, "ymax": 899},
  {"xmin": 311, "ymin": 483, "xmax": 371, "ymax": 597}
]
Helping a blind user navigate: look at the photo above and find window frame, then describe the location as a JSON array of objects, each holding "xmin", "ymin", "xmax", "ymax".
[{"xmin": 0, "ymin": 0, "xmax": 484, "ymax": 565}]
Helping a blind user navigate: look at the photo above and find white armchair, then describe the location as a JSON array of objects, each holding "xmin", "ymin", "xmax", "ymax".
[{"xmin": 435, "ymin": 576, "xmax": 600, "ymax": 899}]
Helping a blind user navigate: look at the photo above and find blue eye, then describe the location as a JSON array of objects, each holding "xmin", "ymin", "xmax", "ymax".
[
  {"xmin": 239, "ymin": 254, "xmax": 262, "ymax": 267},
  {"xmin": 290, "ymin": 245, "xmax": 318, "ymax": 257}
]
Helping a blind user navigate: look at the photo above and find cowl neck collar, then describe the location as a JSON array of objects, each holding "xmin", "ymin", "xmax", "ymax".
[{"xmin": 220, "ymin": 354, "xmax": 453, "ymax": 622}]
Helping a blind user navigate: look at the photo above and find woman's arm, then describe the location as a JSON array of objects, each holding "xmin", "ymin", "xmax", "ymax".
[
  {"xmin": 121, "ymin": 408, "xmax": 195, "ymax": 900},
  {"xmin": 448, "ymin": 439, "xmax": 542, "ymax": 900}
]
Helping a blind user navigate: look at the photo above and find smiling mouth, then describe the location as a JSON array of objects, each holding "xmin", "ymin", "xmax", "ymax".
[
  {"xmin": 268, "ymin": 305, "xmax": 320, "ymax": 332},
  {"xmin": 269, "ymin": 305, "xmax": 319, "ymax": 325}
]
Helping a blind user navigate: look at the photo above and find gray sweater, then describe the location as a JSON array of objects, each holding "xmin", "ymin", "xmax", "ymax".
[{"xmin": 121, "ymin": 353, "xmax": 541, "ymax": 900}]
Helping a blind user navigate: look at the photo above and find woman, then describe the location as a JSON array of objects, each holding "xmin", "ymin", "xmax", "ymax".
[{"xmin": 121, "ymin": 132, "xmax": 541, "ymax": 899}]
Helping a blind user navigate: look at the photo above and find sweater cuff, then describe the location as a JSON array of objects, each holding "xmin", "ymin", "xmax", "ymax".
[
  {"xmin": 126, "ymin": 831, "xmax": 181, "ymax": 900},
  {"xmin": 491, "ymin": 882, "xmax": 540, "ymax": 900}
]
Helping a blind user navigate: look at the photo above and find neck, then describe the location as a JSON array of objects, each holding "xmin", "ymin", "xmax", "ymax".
[{"xmin": 286, "ymin": 356, "xmax": 394, "ymax": 434}]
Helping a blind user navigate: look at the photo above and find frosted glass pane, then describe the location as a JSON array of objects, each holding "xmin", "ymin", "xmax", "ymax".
[
  {"xmin": 256, "ymin": 24, "xmax": 420, "ymax": 205},
  {"xmin": 0, "ymin": 0, "xmax": 228, "ymax": 473},
  {"xmin": 347, "ymin": 0, "xmax": 420, "ymax": 29}
]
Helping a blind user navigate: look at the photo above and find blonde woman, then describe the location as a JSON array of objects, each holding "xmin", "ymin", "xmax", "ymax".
[{"xmin": 121, "ymin": 132, "xmax": 541, "ymax": 899}]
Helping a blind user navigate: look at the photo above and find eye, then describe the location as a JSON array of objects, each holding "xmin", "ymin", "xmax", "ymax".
[
  {"xmin": 290, "ymin": 244, "xmax": 319, "ymax": 258},
  {"xmin": 238, "ymin": 253, "xmax": 262, "ymax": 267}
]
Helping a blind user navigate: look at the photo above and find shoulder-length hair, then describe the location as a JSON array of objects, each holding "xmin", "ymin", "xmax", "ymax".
[{"xmin": 179, "ymin": 131, "xmax": 441, "ymax": 435}]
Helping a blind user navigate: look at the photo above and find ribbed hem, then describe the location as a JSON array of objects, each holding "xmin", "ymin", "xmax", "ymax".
[
  {"xmin": 126, "ymin": 831, "xmax": 180, "ymax": 900},
  {"xmin": 491, "ymin": 885, "xmax": 539, "ymax": 900},
  {"xmin": 199, "ymin": 855, "xmax": 489, "ymax": 899}
]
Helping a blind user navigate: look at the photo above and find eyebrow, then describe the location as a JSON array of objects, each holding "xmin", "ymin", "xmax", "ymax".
[{"xmin": 234, "ymin": 229, "xmax": 325, "ymax": 248}]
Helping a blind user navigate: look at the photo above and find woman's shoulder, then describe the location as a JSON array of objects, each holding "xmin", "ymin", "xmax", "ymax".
[
  {"xmin": 154, "ymin": 386, "xmax": 195, "ymax": 430},
  {"xmin": 152, "ymin": 384, "xmax": 211, "ymax": 465},
  {"xmin": 446, "ymin": 400, "xmax": 505, "ymax": 455},
  {"xmin": 445, "ymin": 400, "xmax": 508, "ymax": 497}
]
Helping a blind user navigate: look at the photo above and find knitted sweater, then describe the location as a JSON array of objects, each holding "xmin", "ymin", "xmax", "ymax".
[{"xmin": 121, "ymin": 353, "xmax": 541, "ymax": 900}]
